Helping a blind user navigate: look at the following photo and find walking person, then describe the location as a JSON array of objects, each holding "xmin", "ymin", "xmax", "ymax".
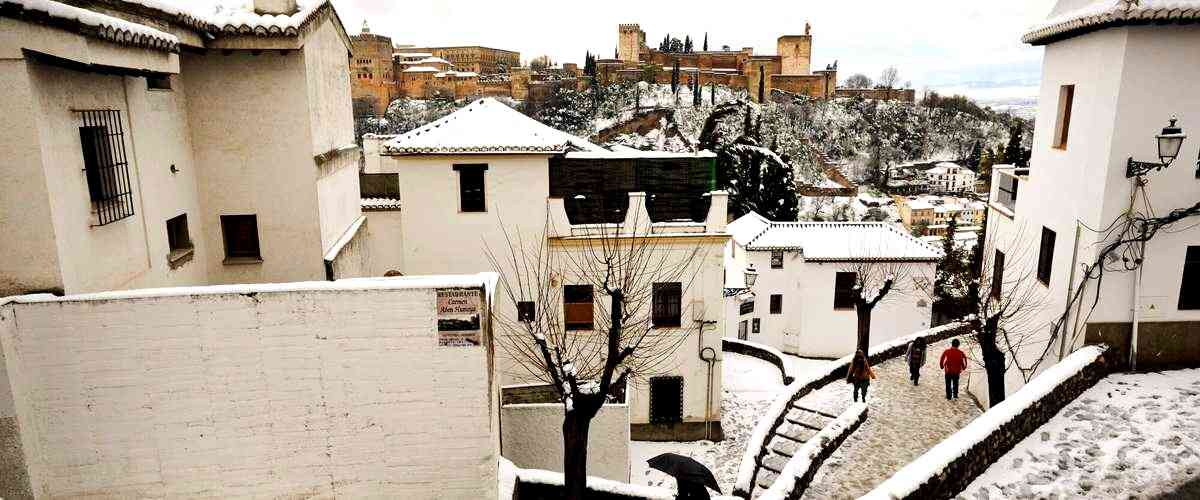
[
  {"xmin": 940, "ymin": 339, "xmax": 967, "ymax": 400},
  {"xmin": 846, "ymin": 350, "xmax": 876, "ymax": 403},
  {"xmin": 906, "ymin": 336, "xmax": 927, "ymax": 385}
]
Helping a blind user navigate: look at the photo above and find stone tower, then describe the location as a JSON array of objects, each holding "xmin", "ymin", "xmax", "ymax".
[
  {"xmin": 778, "ymin": 29, "xmax": 812, "ymax": 76},
  {"xmin": 618, "ymin": 23, "xmax": 645, "ymax": 63}
]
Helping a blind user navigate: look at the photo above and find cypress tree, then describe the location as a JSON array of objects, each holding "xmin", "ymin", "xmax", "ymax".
[
  {"xmin": 703, "ymin": 33, "xmax": 708, "ymax": 51},
  {"xmin": 757, "ymin": 65, "xmax": 765, "ymax": 103},
  {"xmin": 1006, "ymin": 122, "xmax": 1026, "ymax": 167},
  {"xmin": 710, "ymin": 81, "xmax": 716, "ymax": 105},
  {"xmin": 684, "ymin": 35, "xmax": 693, "ymax": 53},
  {"xmin": 671, "ymin": 60, "xmax": 680, "ymax": 93}
]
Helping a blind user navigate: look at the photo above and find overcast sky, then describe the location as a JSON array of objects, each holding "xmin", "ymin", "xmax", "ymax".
[{"xmin": 329, "ymin": 0, "xmax": 1055, "ymax": 103}]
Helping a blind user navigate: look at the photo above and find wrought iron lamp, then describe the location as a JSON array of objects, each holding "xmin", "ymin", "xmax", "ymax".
[{"xmin": 1127, "ymin": 117, "xmax": 1187, "ymax": 177}]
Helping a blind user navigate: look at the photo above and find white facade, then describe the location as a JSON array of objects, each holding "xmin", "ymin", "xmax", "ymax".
[
  {"xmin": 361, "ymin": 100, "xmax": 730, "ymax": 437},
  {"xmin": 980, "ymin": 3, "xmax": 1200, "ymax": 406},
  {"xmin": 0, "ymin": 0, "xmax": 366, "ymax": 297},
  {"xmin": 725, "ymin": 213, "xmax": 940, "ymax": 358},
  {"xmin": 0, "ymin": 276, "xmax": 501, "ymax": 499},
  {"xmin": 925, "ymin": 162, "xmax": 977, "ymax": 194}
]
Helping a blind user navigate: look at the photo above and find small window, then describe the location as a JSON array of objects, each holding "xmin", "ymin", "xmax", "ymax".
[
  {"xmin": 77, "ymin": 110, "xmax": 135, "ymax": 226},
  {"xmin": 453, "ymin": 164, "xmax": 487, "ymax": 212},
  {"xmin": 652, "ymin": 282, "xmax": 682, "ymax": 327},
  {"xmin": 1179, "ymin": 246, "xmax": 1199, "ymax": 310},
  {"xmin": 517, "ymin": 301, "xmax": 536, "ymax": 322},
  {"xmin": 220, "ymin": 214, "xmax": 261, "ymax": 262},
  {"xmin": 991, "ymin": 250, "xmax": 1006, "ymax": 299},
  {"xmin": 166, "ymin": 213, "xmax": 193, "ymax": 268},
  {"xmin": 752, "ymin": 318, "xmax": 760, "ymax": 334},
  {"xmin": 834, "ymin": 272, "xmax": 858, "ymax": 309},
  {"xmin": 1053, "ymin": 84, "xmax": 1074, "ymax": 149},
  {"xmin": 648, "ymin": 376, "xmax": 683, "ymax": 424},
  {"xmin": 563, "ymin": 285, "xmax": 594, "ymax": 330},
  {"xmin": 739, "ymin": 299, "xmax": 754, "ymax": 315},
  {"xmin": 738, "ymin": 320, "xmax": 748, "ymax": 340},
  {"xmin": 146, "ymin": 74, "xmax": 172, "ymax": 90},
  {"xmin": 1037, "ymin": 227, "xmax": 1056, "ymax": 285},
  {"xmin": 769, "ymin": 294, "xmax": 782, "ymax": 315},
  {"xmin": 771, "ymin": 250, "xmax": 784, "ymax": 269}
]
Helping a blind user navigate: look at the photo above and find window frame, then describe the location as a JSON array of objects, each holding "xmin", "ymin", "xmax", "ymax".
[
  {"xmin": 453, "ymin": 164, "xmax": 488, "ymax": 213},
  {"xmin": 220, "ymin": 214, "xmax": 262, "ymax": 263},
  {"xmin": 77, "ymin": 110, "xmax": 135, "ymax": 226},
  {"xmin": 1037, "ymin": 227, "xmax": 1056, "ymax": 285},
  {"xmin": 751, "ymin": 318, "xmax": 760, "ymax": 334},
  {"xmin": 651, "ymin": 282, "xmax": 683, "ymax": 328},
  {"xmin": 1052, "ymin": 84, "xmax": 1074, "ymax": 150},
  {"xmin": 991, "ymin": 250, "xmax": 1006, "ymax": 299},
  {"xmin": 769, "ymin": 294, "xmax": 782, "ymax": 315},
  {"xmin": 165, "ymin": 213, "xmax": 193, "ymax": 268},
  {"xmin": 833, "ymin": 272, "xmax": 858, "ymax": 310},
  {"xmin": 1179, "ymin": 246, "xmax": 1200, "ymax": 310},
  {"xmin": 563, "ymin": 284, "xmax": 594, "ymax": 331},
  {"xmin": 770, "ymin": 250, "xmax": 784, "ymax": 269},
  {"xmin": 146, "ymin": 74, "xmax": 172, "ymax": 91}
]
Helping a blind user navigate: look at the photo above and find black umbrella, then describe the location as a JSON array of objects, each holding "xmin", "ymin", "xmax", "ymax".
[{"xmin": 646, "ymin": 453, "xmax": 721, "ymax": 493}]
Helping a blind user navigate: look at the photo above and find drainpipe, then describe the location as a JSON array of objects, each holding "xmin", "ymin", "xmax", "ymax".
[
  {"xmin": 697, "ymin": 320, "xmax": 718, "ymax": 441},
  {"xmin": 1131, "ymin": 239, "xmax": 1146, "ymax": 371}
]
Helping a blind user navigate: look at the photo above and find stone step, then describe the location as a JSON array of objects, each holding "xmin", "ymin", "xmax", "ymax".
[
  {"xmin": 777, "ymin": 422, "xmax": 819, "ymax": 443},
  {"xmin": 755, "ymin": 468, "xmax": 780, "ymax": 492},
  {"xmin": 784, "ymin": 410, "xmax": 827, "ymax": 430},
  {"xmin": 790, "ymin": 403, "xmax": 838, "ymax": 420},
  {"xmin": 769, "ymin": 438, "xmax": 801, "ymax": 458},
  {"xmin": 761, "ymin": 452, "xmax": 790, "ymax": 474}
]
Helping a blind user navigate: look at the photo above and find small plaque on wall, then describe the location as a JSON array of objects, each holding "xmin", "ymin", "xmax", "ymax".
[{"xmin": 436, "ymin": 288, "xmax": 482, "ymax": 347}]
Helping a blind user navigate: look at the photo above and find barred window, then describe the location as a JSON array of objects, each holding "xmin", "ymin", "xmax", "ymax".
[
  {"xmin": 652, "ymin": 282, "xmax": 682, "ymax": 327},
  {"xmin": 771, "ymin": 250, "xmax": 784, "ymax": 269},
  {"xmin": 77, "ymin": 110, "xmax": 134, "ymax": 226}
]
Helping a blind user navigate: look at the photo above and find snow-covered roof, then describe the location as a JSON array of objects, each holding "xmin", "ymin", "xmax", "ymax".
[
  {"xmin": 3, "ymin": 0, "xmax": 180, "ymax": 51},
  {"xmin": 1023, "ymin": 0, "xmax": 1200, "ymax": 45},
  {"xmin": 413, "ymin": 56, "xmax": 451, "ymax": 65},
  {"xmin": 402, "ymin": 66, "xmax": 439, "ymax": 73},
  {"xmin": 564, "ymin": 150, "xmax": 717, "ymax": 160},
  {"xmin": 738, "ymin": 215, "xmax": 941, "ymax": 262},
  {"xmin": 361, "ymin": 197, "xmax": 401, "ymax": 210},
  {"xmin": 728, "ymin": 212, "xmax": 772, "ymax": 246},
  {"xmin": 383, "ymin": 98, "xmax": 606, "ymax": 155}
]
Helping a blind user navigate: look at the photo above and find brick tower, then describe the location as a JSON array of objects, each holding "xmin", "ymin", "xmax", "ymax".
[{"xmin": 618, "ymin": 24, "xmax": 645, "ymax": 63}]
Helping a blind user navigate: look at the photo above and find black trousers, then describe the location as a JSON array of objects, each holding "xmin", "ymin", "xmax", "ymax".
[
  {"xmin": 853, "ymin": 380, "xmax": 869, "ymax": 402},
  {"xmin": 945, "ymin": 373, "xmax": 960, "ymax": 400},
  {"xmin": 909, "ymin": 364, "xmax": 921, "ymax": 384}
]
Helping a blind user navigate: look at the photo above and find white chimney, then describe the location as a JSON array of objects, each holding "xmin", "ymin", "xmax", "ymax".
[{"xmin": 254, "ymin": 0, "xmax": 298, "ymax": 15}]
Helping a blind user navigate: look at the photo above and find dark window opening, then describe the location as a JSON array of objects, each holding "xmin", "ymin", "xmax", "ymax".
[
  {"xmin": 1037, "ymin": 227, "xmax": 1056, "ymax": 285},
  {"xmin": 738, "ymin": 320, "xmax": 747, "ymax": 340},
  {"xmin": 771, "ymin": 250, "xmax": 784, "ymax": 269},
  {"xmin": 146, "ymin": 74, "xmax": 172, "ymax": 90},
  {"xmin": 992, "ymin": 250, "xmax": 1006, "ymax": 299},
  {"xmin": 166, "ymin": 213, "xmax": 193, "ymax": 269},
  {"xmin": 1053, "ymin": 85, "xmax": 1074, "ymax": 149},
  {"xmin": 739, "ymin": 300, "xmax": 754, "ymax": 315},
  {"xmin": 648, "ymin": 376, "xmax": 683, "ymax": 424},
  {"xmin": 221, "ymin": 214, "xmax": 261, "ymax": 262},
  {"xmin": 1179, "ymin": 246, "xmax": 1200, "ymax": 310},
  {"xmin": 769, "ymin": 294, "xmax": 782, "ymax": 315},
  {"xmin": 564, "ymin": 284, "xmax": 594, "ymax": 330},
  {"xmin": 652, "ymin": 282, "xmax": 682, "ymax": 327},
  {"xmin": 77, "ymin": 110, "xmax": 134, "ymax": 226},
  {"xmin": 752, "ymin": 318, "xmax": 760, "ymax": 334},
  {"xmin": 453, "ymin": 164, "xmax": 487, "ymax": 212},
  {"xmin": 517, "ymin": 301, "xmax": 536, "ymax": 322},
  {"xmin": 834, "ymin": 272, "xmax": 858, "ymax": 309}
]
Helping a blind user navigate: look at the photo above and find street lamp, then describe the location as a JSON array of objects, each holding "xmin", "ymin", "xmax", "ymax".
[
  {"xmin": 744, "ymin": 264, "xmax": 758, "ymax": 287},
  {"xmin": 1127, "ymin": 117, "xmax": 1187, "ymax": 177}
]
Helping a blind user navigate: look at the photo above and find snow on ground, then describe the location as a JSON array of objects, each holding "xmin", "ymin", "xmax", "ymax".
[
  {"xmin": 631, "ymin": 352, "xmax": 827, "ymax": 494},
  {"xmin": 960, "ymin": 369, "xmax": 1200, "ymax": 500},
  {"xmin": 802, "ymin": 337, "xmax": 983, "ymax": 499}
]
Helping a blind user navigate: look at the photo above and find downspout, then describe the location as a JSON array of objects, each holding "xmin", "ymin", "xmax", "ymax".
[
  {"xmin": 1131, "ymin": 239, "xmax": 1145, "ymax": 370},
  {"xmin": 1058, "ymin": 221, "xmax": 1082, "ymax": 361},
  {"xmin": 697, "ymin": 321, "xmax": 718, "ymax": 441}
]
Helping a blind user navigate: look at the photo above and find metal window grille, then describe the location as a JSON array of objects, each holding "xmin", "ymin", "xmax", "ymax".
[
  {"xmin": 76, "ymin": 109, "xmax": 134, "ymax": 226},
  {"xmin": 648, "ymin": 376, "xmax": 683, "ymax": 424}
]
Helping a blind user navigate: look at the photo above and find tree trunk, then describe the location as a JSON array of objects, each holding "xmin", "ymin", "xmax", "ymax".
[
  {"xmin": 855, "ymin": 304, "xmax": 872, "ymax": 354},
  {"xmin": 563, "ymin": 412, "xmax": 592, "ymax": 500},
  {"xmin": 978, "ymin": 319, "xmax": 1007, "ymax": 407}
]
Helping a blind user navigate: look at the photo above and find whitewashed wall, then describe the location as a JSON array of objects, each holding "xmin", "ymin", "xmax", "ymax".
[
  {"xmin": 501, "ymin": 403, "xmax": 630, "ymax": 482},
  {"xmin": 0, "ymin": 281, "xmax": 499, "ymax": 499},
  {"xmin": 731, "ymin": 248, "xmax": 935, "ymax": 358}
]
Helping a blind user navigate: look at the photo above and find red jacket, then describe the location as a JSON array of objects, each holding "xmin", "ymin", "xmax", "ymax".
[{"xmin": 940, "ymin": 348, "xmax": 967, "ymax": 375}]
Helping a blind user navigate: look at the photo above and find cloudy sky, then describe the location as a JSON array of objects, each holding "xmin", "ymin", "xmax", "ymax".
[{"xmin": 328, "ymin": 0, "xmax": 1055, "ymax": 104}]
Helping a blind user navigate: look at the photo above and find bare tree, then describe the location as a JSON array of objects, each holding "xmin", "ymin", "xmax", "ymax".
[
  {"xmin": 843, "ymin": 73, "xmax": 873, "ymax": 89},
  {"xmin": 485, "ymin": 214, "xmax": 707, "ymax": 499},
  {"xmin": 529, "ymin": 55, "xmax": 554, "ymax": 71},
  {"xmin": 840, "ymin": 255, "xmax": 925, "ymax": 353},
  {"xmin": 879, "ymin": 66, "xmax": 900, "ymax": 89}
]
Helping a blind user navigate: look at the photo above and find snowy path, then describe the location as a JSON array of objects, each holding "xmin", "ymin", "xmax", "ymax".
[
  {"xmin": 630, "ymin": 353, "xmax": 831, "ymax": 494},
  {"xmin": 960, "ymin": 369, "xmax": 1200, "ymax": 500},
  {"xmin": 802, "ymin": 338, "xmax": 982, "ymax": 499}
]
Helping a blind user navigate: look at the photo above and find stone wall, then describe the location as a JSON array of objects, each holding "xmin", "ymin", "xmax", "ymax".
[{"xmin": 1085, "ymin": 321, "xmax": 1200, "ymax": 370}]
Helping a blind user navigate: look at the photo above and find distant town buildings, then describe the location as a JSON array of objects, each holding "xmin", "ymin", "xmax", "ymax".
[
  {"xmin": 894, "ymin": 195, "xmax": 986, "ymax": 236},
  {"xmin": 396, "ymin": 45, "xmax": 520, "ymax": 75},
  {"xmin": 925, "ymin": 162, "xmax": 978, "ymax": 194}
]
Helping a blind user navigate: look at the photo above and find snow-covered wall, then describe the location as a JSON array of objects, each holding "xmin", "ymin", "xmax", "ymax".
[
  {"xmin": 0, "ymin": 279, "xmax": 501, "ymax": 498},
  {"xmin": 501, "ymin": 402, "xmax": 630, "ymax": 482}
]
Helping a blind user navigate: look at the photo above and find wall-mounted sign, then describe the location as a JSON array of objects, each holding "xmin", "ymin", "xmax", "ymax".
[{"xmin": 437, "ymin": 289, "xmax": 481, "ymax": 347}]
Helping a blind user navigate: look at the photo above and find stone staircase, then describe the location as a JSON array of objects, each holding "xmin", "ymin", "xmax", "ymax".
[{"xmin": 751, "ymin": 403, "xmax": 841, "ymax": 497}]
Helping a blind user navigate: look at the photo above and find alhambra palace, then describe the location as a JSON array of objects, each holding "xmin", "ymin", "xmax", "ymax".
[{"xmin": 350, "ymin": 22, "xmax": 916, "ymax": 115}]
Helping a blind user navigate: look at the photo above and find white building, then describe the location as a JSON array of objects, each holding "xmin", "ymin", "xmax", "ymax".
[
  {"xmin": 362, "ymin": 98, "xmax": 730, "ymax": 442},
  {"xmin": 981, "ymin": 0, "xmax": 1200, "ymax": 405},
  {"xmin": 925, "ymin": 162, "xmax": 978, "ymax": 194},
  {"xmin": 0, "ymin": 0, "xmax": 367, "ymax": 297},
  {"xmin": 724, "ymin": 212, "xmax": 941, "ymax": 358}
]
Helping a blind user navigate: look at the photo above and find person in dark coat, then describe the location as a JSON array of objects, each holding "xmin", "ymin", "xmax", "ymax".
[
  {"xmin": 676, "ymin": 480, "xmax": 711, "ymax": 500},
  {"xmin": 846, "ymin": 350, "xmax": 876, "ymax": 402},
  {"xmin": 906, "ymin": 336, "xmax": 928, "ymax": 385},
  {"xmin": 940, "ymin": 338, "xmax": 968, "ymax": 400}
]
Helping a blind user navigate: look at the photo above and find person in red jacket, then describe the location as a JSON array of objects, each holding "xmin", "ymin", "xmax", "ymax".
[{"xmin": 940, "ymin": 339, "xmax": 967, "ymax": 400}]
